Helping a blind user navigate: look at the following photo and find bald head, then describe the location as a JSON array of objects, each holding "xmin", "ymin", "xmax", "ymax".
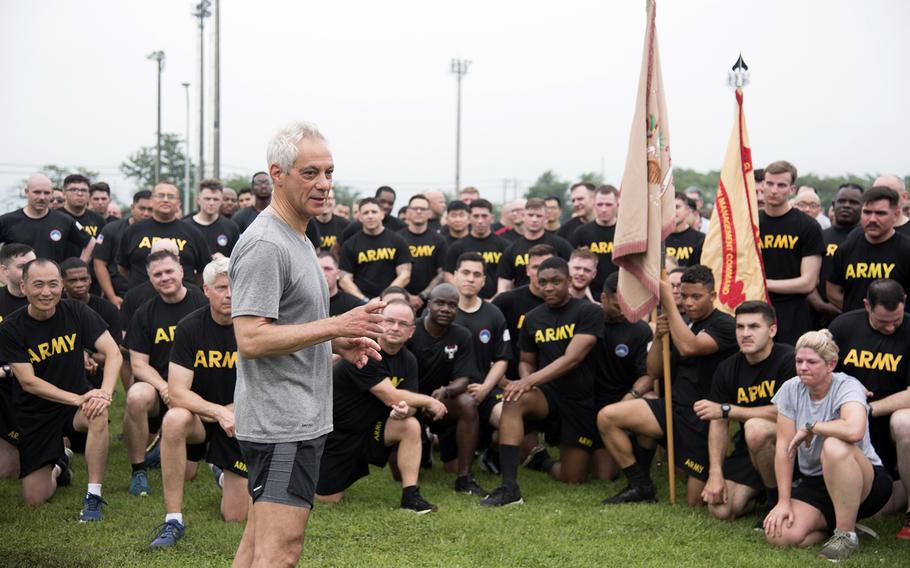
[
  {"xmin": 429, "ymin": 282, "xmax": 458, "ymax": 302},
  {"xmin": 26, "ymin": 174, "xmax": 52, "ymax": 191},
  {"xmin": 150, "ymin": 238, "xmax": 180, "ymax": 256},
  {"xmin": 424, "ymin": 190, "xmax": 446, "ymax": 217},
  {"xmin": 24, "ymin": 174, "xmax": 54, "ymax": 214},
  {"xmin": 874, "ymin": 175, "xmax": 906, "ymax": 195}
]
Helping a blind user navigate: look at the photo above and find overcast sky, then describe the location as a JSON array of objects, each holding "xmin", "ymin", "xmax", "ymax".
[{"xmin": 2, "ymin": 0, "xmax": 907, "ymax": 208}]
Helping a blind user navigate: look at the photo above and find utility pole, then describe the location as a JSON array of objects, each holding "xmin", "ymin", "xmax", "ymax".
[
  {"xmin": 450, "ymin": 58, "xmax": 471, "ymax": 194},
  {"xmin": 212, "ymin": 0, "xmax": 221, "ymax": 179},
  {"xmin": 193, "ymin": 0, "xmax": 211, "ymax": 181},
  {"xmin": 182, "ymin": 82, "xmax": 192, "ymax": 214},
  {"xmin": 146, "ymin": 51, "xmax": 165, "ymax": 185}
]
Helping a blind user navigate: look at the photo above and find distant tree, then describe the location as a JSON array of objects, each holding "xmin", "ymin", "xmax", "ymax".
[
  {"xmin": 222, "ymin": 174, "xmax": 250, "ymax": 192},
  {"xmin": 525, "ymin": 170, "xmax": 568, "ymax": 202},
  {"xmin": 332, "ymin": 183, "xmax": 361, "ymax": 208},
  {"xmin": 578, "ymin": 171, "xmax": 605, "ymax": 187},
  {"xmin": 39, "ymin": 164, "xmax": 100, "ymax": 187},
  {"xmin": 120, "ymin": 133, "xmax": 196, "ymax": 196}
]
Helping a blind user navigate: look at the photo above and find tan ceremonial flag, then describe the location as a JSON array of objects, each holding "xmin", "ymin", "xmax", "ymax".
[
  {"xmin": 614, "ymin": 0, "xmax": 676, "ymax": 322},
  {"xmin": 700, "ymin": 88, "xmax": 769, "ymax": 314}
]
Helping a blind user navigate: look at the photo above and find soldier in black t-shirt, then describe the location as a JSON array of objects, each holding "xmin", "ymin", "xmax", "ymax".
[
  {"xmin": 339, "ymin": 198, "xmax": 412, "ymax": 299},
  {"xmin": 0, "ymin": 259, "xmax": 121, "ymax": 519},
  {"xmin": 314, "ymin": 301, "xmax": 446, "ymax": 513},
  {"xmin": 569, "ymin": 186, "xmax": 621, "ymax": 293},
  {"xmin": 118, "ymin": 184, "xmax": 211, "ymax": 288},
  {"xmin": 399, "ymin": 195, "xmax": 448, "ymax": 306},
  {"xmin": 828, "ymin": 186, "xmax": 910, "ymax": 314},
  {"xmin": 0, "ymin": 174, "xmax": 93, "ymax": 263},
  {"xmin": 92, "ymin": 190, "xmax": 153, "ymax": 305},
  {"xmin": 60, "ymin": 174, "xmax": 106, "ymax": 260},
  {"xmin": 497, "ymin": 198, "xmax": 573, "ymax": 293},
  {"xmin": 831, "ymin": 280, "xmax": 910, "ymax": 521},
  {"xmin": 557, "ymin": 183, "xmax": 596, "ymax": 241},
  {"xmin": 444, "ymin": 199, "xmax": 508, "ymax": 299},
  {"xmin": 314, "ymin": 189, "xmax": 350, "ymax": 253},
  {"xmin": 481, "ymin": 258, "xmax": 603, "ymax": 507},
  {"xmin": 666, "ymin": 193, "xmax": 705, "ymax": 268},
  {"xmin": 406, "ymin": 284, "xmax": 488, "ymax": 495},
  {"xmin": 231, "ymin": 172, "xmax": 272, "ymax": 232},
  {"xmin": 148, "ymin": 259, "xmax": 248, "ymax": 548},
  {"xmin": 697, "ymin": 301, "xmax": 794, "ymax": 522},
  {"xmin": 318, "ymin": 252, "xmax": 367, "ymax": 317},
  {"xmin": 0, "ymin": 244, "xmax": 36, "ymax": 477},
  {"xmin": 122, "ymin": 250, "xmax": 209, "ymax": 497},
  {"xmin": 758, "ymin": 161, "xmax": 824, "ymax": 344},
  {"xmin": 599, "ymin": 265, "xmax": 737, "ymax": 506},
  {"xmin": 184, "ymin": 181, "xmax": 240, "ymax": 258}
]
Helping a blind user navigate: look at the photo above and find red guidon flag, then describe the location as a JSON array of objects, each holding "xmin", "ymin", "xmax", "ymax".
[
  {"xmin": 614, "ymin": 0, "xmax": 676, "ymax": 321},
  {"xmin": 700, "ymin": 89, "xmax": 769, "ymax": 314}
]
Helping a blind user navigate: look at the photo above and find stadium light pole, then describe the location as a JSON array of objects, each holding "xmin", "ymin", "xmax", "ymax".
[
  {"xmin": 450, "ymin": 58, "xmax": 471, "ymax": 194},
  {"xmin": 146, "ymin": 50, "xmax": 165, "ymax": 185},
  {"xmin": 182, "ymin": 82, "xmax": 192, "ymax": 214},
  {"xmin": 212, "ymin": 0, "xmax": 221, "ymax": 179},
  {"xmin": 193, "ymin": 0, "xmax": 211, "ymax": 180}
]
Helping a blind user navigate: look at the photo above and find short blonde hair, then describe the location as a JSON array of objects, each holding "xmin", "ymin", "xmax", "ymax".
[
  {"xmin": 203, "ymin": 256, "xmax": 230, "ymax": 286},
  {"xmin": 795, "ymin": 329, "xmax": 839, "ymax": 364}
]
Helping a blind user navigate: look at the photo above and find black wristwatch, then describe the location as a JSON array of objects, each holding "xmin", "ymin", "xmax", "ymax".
[
  {"xmin": 721, "ymin": 403, "xmax": 731, "ymax": 419},
  {"xmin": 1, "ymin": 364, "xmax": 10, "ymax": 379}
]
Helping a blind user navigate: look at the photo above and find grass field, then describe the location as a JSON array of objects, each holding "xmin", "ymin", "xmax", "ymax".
[{"xmin": 1, "ymin": 387, "xmax": 907, "ymax": 567}]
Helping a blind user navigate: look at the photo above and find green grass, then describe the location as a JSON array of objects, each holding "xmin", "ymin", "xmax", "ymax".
[{"xmin": 1, "ymin": 388, "xmax": 907, "ymax": 567}]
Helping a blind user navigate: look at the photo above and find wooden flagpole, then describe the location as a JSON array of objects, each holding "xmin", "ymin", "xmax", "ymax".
[{"xmin": 660, "ymin": 268, "xmax": 676, "ymax": 505}]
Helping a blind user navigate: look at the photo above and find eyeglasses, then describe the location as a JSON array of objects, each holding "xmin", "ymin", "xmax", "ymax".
[
  {"xmin": 382, "ymin": 317, "xmax": 414, "ymax": 329},
  {"xmin": 153, "ymin": 194, "xmax": 179, "ymax": 201},
  {"xmin": 409, "ymin": 206, "xmax": 428, "ymax": 212},
  {"xmin": 65, "ymin": 188, "xmax": 88, "ymax": 194},
  {"xmin": 52, "ymin": 198, "xmax": 66, "ymax": 204}
]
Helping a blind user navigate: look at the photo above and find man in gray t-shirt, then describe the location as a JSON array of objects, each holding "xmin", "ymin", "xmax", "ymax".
[{"xmin": 228, "ymin": 122, "xmax": 384, "ymax": 568}]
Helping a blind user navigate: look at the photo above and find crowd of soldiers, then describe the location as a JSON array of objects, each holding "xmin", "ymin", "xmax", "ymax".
[{"xmin": 0, "ymin": 161, "xmax": 909, "ymax": 562}]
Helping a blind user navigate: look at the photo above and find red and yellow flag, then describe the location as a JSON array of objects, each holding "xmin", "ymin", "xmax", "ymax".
[
  {"xmin": 614, "ymin": 0, "xmax": 676, "ymax": 322},
  {"xmin": 700, "ymin": 89, "xmax": 769, "ymax": 314}
]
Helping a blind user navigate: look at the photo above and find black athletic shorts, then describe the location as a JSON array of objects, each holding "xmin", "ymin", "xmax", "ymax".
[
  {"xmin": 792, "ymin": 466, "xmax": 892, "ymax": 531},
  {"xmin": 17, "ymin": 406, "xmax": 80, "ymax": 478},
  {"xmin": 0, "ymin": 403, "xmax": 20, "ymax": 446},
  {"xmin": 478, "ymin": 387, "xmax": 504, "ymax": 426},
  {"xmin": 538, "ymin": 384, "xmax": 600, "ymax": 451},
  {"xmin": 722, "ymin": 431, "xmax": 764, "ymax": 491},
  {"xmin": 869, "ymin": 415, "xmax": 899, "ymax": 479},
  {"xmin": 148, "ymin": 393, "xmax": 167, "ymax": 434},
  {"xmin": 240, "ymin": 435, "xmax": 327, "ymax": 509},
  {"xmin": 646, "ymin": 398, "xmax": 710, "ymax": 481},
  {"xmin": 204, "ymin": 423, "xmax": 247, "ymax": 477},
  {"xmin": 316, "ymin": 419, "xmax": 393, "ymax": 495}
]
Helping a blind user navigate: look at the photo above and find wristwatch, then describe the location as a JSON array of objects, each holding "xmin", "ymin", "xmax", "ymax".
[
  {"xmin": 721, "ymin": 403, "xmax": 731, "ymax": 419},
  {"xmin": 805, "ymin": 421, "xmax": 816, "ymax": 434},
  {"xmin": 1, "ymin": 364, "xmax": 10, "ymax": 379}
]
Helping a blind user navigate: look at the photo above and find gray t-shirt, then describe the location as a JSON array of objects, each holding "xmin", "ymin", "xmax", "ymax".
[
  {"xmin": 772, "ymin": 372, "xmax": 881, "ymax": 476},
  {"xmin": 229, "ymin": 211, "xmax": 332, "ymax": 443}
]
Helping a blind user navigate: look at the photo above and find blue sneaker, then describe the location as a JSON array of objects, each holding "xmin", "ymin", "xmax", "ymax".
[
  {"xmin": 150, "ymin": 519, "xmax": 185, "ymax": 549},
  {"xmin": 129, "ymin": 470, "xmax": 150, "ymax": 496},
  {"xmin": 210, "ymin": 464, "xmax": 224, "ymax": 489},
  {"xmin": 79, "ymin": 493, "xmax": 107, "ymax": 522},
  {"xmin": 145, "ymin": 436, "xmax": 161, "ymax": 469}
]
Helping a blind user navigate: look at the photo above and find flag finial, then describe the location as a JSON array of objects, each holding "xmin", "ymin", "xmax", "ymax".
[{"xmin": 728, "ymin": 53, "xmax": 750, "ymax": 89}]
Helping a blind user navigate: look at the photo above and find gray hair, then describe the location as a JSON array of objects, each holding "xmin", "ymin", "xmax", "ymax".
[
  {"xmin": 266, "ymin": 121, "xmax": 326, "ymax": 174},
  {"xmin": 203, "ymin": 256, "xmax": 231, "ymax": 286}
]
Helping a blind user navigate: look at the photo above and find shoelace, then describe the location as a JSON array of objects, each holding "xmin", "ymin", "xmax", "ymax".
[
  {"xmin": 150, "ymin": 521, "xmax": 181, "ymax": 542},
  {"xmin": 84, "ymin": 494, "xmax": 108, "ymax": 512}
]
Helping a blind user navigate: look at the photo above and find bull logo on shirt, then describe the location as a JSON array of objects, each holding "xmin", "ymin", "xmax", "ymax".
[
  {"xmin": 137, "ymin": 236, "xmax": 188, "ymax": 251},
  {"xmin": 389, "ymin": 375, "xmax": 406, "ymax": 387},
  {"xmin": 534, "ymin": 323, "xmax": 575, "ymax": 343},
  {"xmin": 842, "ymin": 349, "xmax": 902, "ymax": 373},
  {"xmin": 759, "ymin": 234, "xmax": 799, "ymax": 250},
  {"xmin": 844, "ymin": 263, "xmax": 895, "ymax": 280},
  {"xmin": 736, "ymin": 379, "xmax": 777, "ymax": 404},
  {"xmin": 27, "ymin": 333, "xmax": 77, "ymax": 364},
  {"xmin": 193, "ymin": 350, "xmax": 237, "ymax": 369},
  {"xmin": 444, "ymin": 344, "xmax": 458, "ymax": 360},
  {"xmin": 409, "ymin": 244, "xmax": 436, "ymax": 258},
  {"xmin": 357, "ymin": 248, "xmax": 397, "ymax": 263}
]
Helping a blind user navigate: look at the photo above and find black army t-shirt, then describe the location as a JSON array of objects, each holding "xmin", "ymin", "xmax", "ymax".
[
  {"xmin": 818, "ymin": 224, "xmax": 855, "ymax": 299},
  {"xmin": 329, "ymin": 290, "xmax": 367, "ymax": 317},
  {"xmin": 829, "ymin": 232, "xmax": 910, "ymax": 313},
  {"xmin": 0, "ymin": 209, "xmax": 90, "ymax": 263},
  {"xmin": 339, "ymin": 229, "xmax": 412, "ymax": 299},
  {"xmin": 671, "ymin": 309, "xmax": 737, "ymax": 407},
  {"xmin": 594, "ymin": 319, "xmax": 652, "ymax": 407},
  {"xmin": 570, "ymin": 222, "xmax": 618, "ymax": 293},
  {"xmin": 61, "ymin": 208, "xmax": 105, "ymax": 259},
  {"xmin": 340, "ymin": 216, "xmax": 407, "ymax": 244},
  {"xmin": 0, "ymin": 287, "xmax": 28, "ymax": 322},
  {"xmin": 0, "ymin": 300, "xmax": 107, "ymax": 414},
  {"xmin": 93, "ymin": 218, "xmax": 131, "ymax": 297},
  {"xmin": 170, "ymin": 306, "xmax": 237, "ymax": 406},
  {"xmin": 126, "ymin": 287, "xmax": 209, "ymax": 378},
  {"xmin": 86, "ymin": 294, "xmax": 122, "ymax": 345},
  {"xmin": 118, "ymin": 218, "xmax": 211, "ymax": 288},
  {"xmin": 518, "ymin": 298, "xmax": 603, "ymax": 400},
  {"xmin": 709, "ymin": 343, "xmax": 795, "ymax": 410},
  {"xmin": 498, "ymin": 233, "xmax": 574, "ymax": 288},
  {"xmin": 557, "ymin": 216, "xmax": 586, "ymax": 241},
  {"xmin": 492, "ymin": 284, "xmax": 544, "ymax": 379},
  {"xmin": 455, "ymin": 301, "xmax": 511, "ymax": 379},
  {"xmin": 830, "ymin": 309, "xmax": 910, "ymax": 399},
  {"xmin": 406, "ymin": 319, "xmax": 478, "ymax": 395},
  {"xmin": 665, "ymin": 227, "xmax": 704, "ymax": 268},
  {"xmin": 444, "ymin": 233, "xmax": 508, "ymax": 299},
  {"xmin": 185, "ymin": 216, "xmax": 240, "ymax": 258},
  {"xmin": 398, "ymin": 228, "xmax": 447, "ymax": 296},
  {"xmin": 315, "ymin": 215, "xmax": 350, "ymax": 252},
  {"xmin": 331, "ymin": 347, "xmax": 419, "ymax": 432}
]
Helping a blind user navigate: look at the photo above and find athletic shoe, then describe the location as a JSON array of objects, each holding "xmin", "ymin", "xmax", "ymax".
[
  {"xmin": 523, "ymin": 445, "xmax": 551, "ymax": 472},
  {"xmin": 478, "ymin": 447, "xmax": 500, "ymax": 475},
  {"xmin": 854, "ymin": 522, "xmax": 878, "ymax": 540},
  {"xmin": 145, "ymin": 435, "xmax": 161, "ymax": 469},
  {"xmin": 601, "ymin": 483, "xmax": 657, "ymax": 505},
  {"xmin": 480, "ymin": 484, "xmax": 523, "ymax": 507},
  {"xmin": 753, "ymin": 504, "xmax": 772, "ymax": 532},
  {"xmin": 210, "ymin": 463, "xmax": 224, "ymax": 489},
  {"xmin": 400, "ymin": 488, "xmax": 437, "ymax": 514},
  {"xmin": 420, "ymin": 428, "xmax": 433, "ymax": 469},
  {"xmin": 817, "ymin": 529, "xmax": 859, "ymax": 562},
  {"xmin": 79, "ymin": 493, "xmax": 107, "ymax": 522},
  {"xmin": 150, "ymin": 519, "xmax": 185, "ymax": 549},
  {"xmin": 454, "ymin": 473, "xmax": 488, "ymax": 497},
  {"xmin": 896, "ymin": 514, "xmax": 910, "ymax": 540},
  {"xmin": 56, "ymin": 448, "xmax": 74, "ymax": 488},
  {"xmin": 129, "ymin": 470, "xmax": 151, "ymax": 496}
]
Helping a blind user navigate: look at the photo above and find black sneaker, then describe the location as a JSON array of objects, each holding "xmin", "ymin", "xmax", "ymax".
[
  {"xmin": 480, "ymin": 484, "xmax": 524, "ymax": 507},
  {"xmin": 601, "ymin": 483, "xmax": 657, "ymax": 505},
  {"xmin": 420, "ymin": 428, "xmax": 434, "ymax": 470},
  {"xmin": 454, "ymin": 473, "xmax": 488, "ymax": 497},
  {"xmin": 56, "ymin": 448, "xmax": 74, "ymax": 487},
  {"xmin": 753, "ymin": 504, "xmax": 772, "ymax": 531},
  {"xmin": 401, "ymin": 487, "xmax": 438, "ymax": 514},
  {"xmin": 523, "ymin": 445, "xmax": 551, "ymax": 472},
  {"xmin": 479, "ymin": 447, "xmax": 500, "ymax": 475}
]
